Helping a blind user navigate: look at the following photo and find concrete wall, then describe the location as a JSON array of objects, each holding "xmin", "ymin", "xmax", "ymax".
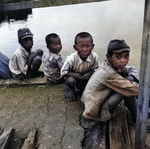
[{"xmin": 0, "ymin": 0, "xmax": 104, "ymax": 11}]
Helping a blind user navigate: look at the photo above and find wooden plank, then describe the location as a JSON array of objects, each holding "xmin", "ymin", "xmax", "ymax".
[
  {"xmin": 128, "ymin": 125, "xmax": 135, "ymax": 149},
  {"xmin": 21, "ymin": 129, "xmax": 36, "ymax": 149},
  {"xmin": 0, "ymin": 1, "xmax": 43, "ymax": 11},
  {"xmin": 0, "ymin": 127, "xmax": 15, "ymax": 149},
  {"xmin": 109, "ymin": 102, "xmax": 131, "ymax": 149},
  {"xmin": 135, "ymin": 0, "xmax": 150, "ymax": 148}
]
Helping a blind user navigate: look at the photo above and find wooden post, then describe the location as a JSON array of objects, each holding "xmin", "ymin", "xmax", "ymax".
[{"xmin": 135, "ymin": 0, "xmax": 150, "ymax": 148}]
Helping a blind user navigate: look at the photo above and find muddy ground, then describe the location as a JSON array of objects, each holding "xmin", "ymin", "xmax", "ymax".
[
  {"xmin": 0, "ymin": 82, "xmax": 87, "ymax": 149},
  {"xmin": 1, "ymin": 78, "xmax": 150, "ymax": 149}
]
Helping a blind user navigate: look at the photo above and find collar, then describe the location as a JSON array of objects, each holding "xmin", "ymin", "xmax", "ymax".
[
  {"xmin": 77, "ymin": 52, "xmax": 92, "ymax": 64},
  {"xmin": 20, "ymin": 46, "xmax": 31, "ymax": 56},
  {"xmin": 106, "ymin": 60, "xmax": 126, "ymax": 76}
]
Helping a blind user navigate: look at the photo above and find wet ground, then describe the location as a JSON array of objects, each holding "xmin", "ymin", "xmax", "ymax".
[
  {"xmin": 1, "ymin": 77, "xmax": 150, "ymax": 149},
  {"xmin": 0, "ymin": 78, "xmax": 86, "ymax": 149}
]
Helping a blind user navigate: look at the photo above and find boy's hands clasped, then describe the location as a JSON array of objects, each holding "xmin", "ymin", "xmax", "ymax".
[{"xmin": 67, "ymin": 71, "xmax": 94, "ymax": 81}]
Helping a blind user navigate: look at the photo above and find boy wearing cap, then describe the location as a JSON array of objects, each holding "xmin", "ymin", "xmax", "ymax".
[
  {"xmin": 9, "ymin": 27, "xmax": 43, "ymax": 80},
  {"xmin": 61, "ymin": 32, "xmax": 100, "ymax": 102},
  {"xmin": 81, "ymin": 39, "xmax": 139, "ymax": 122}
]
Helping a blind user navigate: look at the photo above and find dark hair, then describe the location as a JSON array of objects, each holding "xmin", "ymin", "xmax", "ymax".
[
  {"xmin": 107, "ymin": 51, "xmax": 114, "ymax": 57},
  {"xmin": 74, "ymin": 32, "xmax": 93, "ymax": 44},
  {"xmin": 107, "ymin": 39, "xmax": 130, "ymax": 56},
  {"xmin": 45, "ymin": 33, "xmax": 59, "ymax": 45}
]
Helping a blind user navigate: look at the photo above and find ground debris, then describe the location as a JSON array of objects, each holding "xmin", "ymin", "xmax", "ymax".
[
  {"xmin": 0, "ymin": 127, "xmax": 15, "ymax": 149},
  {"xmin": 21, "ymin": 129, "xmax": 37, "ymax": 149}
]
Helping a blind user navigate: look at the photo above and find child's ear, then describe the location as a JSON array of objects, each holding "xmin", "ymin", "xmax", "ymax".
[
  {"xmin": 106, "ymin": 54, "xmax": 110, "ymax": 60},
  {"xmin": 47, "ymin": 45, "xmax": 49, "ymax": 49},
  {"xmin": 92, "ymin": 44, "xmax": 95, "ymax": 49},
  {"xmin": 73, "ymin": 45, "xmax": 76, "ymax": 51}
]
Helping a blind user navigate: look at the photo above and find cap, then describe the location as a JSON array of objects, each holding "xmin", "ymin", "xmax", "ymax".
[
  {"xmin": 18, "ymin": 28, "xmax": 33, "ymax": 39},
  {"xmin": 107, "ymin": 39, "xmax": 130, "ymax": 54}
]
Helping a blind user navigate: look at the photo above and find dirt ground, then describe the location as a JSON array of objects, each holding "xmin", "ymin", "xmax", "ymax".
[
  {"xmin": 0, "ymin": 83, "xmax": 85, "ymax": 149},
  {"xmin": 1, "ymin": 78, "xmax": 150, "ymax": 149}
]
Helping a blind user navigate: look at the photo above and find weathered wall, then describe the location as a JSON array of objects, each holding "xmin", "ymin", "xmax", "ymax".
[{"xmin": 0, "ymin": 0, "xmax": 104, "ymax": 6}]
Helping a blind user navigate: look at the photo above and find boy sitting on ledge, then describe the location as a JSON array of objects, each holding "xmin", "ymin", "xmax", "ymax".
[
  {"xmin": 81, "ymin": 39, "xmax": 139, "ymax": 123},
  {"xmin": 61, "ymin": 32, "xmax": 100, "ymax": 102},
  {"xmin": 9, "ymin": 27, "xmax": 44, "ymax": 80}
]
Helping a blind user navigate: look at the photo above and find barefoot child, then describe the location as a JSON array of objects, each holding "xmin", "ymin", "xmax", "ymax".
[
  {"xmin": 42, "ymin": 33, "xmax": 64, "ymax": 83},
  {"xmin": 61, "ymin": 32, "xmax": 100, "ymax": 102},
  {"xmin": 81, "ymin": 39, "xmax": 139, "ymax": 122},
  {"xmin": 9, "ymin": 28, "xmax": 43, "ymax": 80}
]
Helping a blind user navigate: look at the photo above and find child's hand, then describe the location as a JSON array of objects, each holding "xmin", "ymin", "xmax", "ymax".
[
  {"xmin": 126, "ymin": 75, "xmax": 134, "ymax": 82},
  {"xmin": 83, "ymin": 70, "xmax": 94, "ymax": 81},
  {"xmin": 83, "ymin": 73, "xmax": 92, "ymax": 81}
]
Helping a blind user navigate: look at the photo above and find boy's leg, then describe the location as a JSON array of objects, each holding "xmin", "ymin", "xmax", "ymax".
[
  {"xmin": 108, "ymin": 92, "xmax": 137, "ymax": 118},
  {"xmin": 108, "ymin": 92, "xmax": 124, "ymax": 111},
  {"xmin": 64, "ymin": 77, "xmax": 76, "ymax": 102},
  {"xmin": 76, "ymin": 80, "xmax": 87, "ymax": 96},
  {"xmin": 30, "ymin": 55, "xmax": 42, "ymax": 78},
  {"xmin": 124, "ymin": 96, "xmax": 137, "ymax": 119}
]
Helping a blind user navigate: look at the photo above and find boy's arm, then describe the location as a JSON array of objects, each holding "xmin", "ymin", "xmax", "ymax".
[
  {"xmin": 106, "ymin": 73, "xmax": 139, "ymax": 97},
  {"xmin": 65, "ymin": 72, "xmax": 83, "ymax": 80},
  {"xmin": 17, "ymin": 54, "xmax": 28, "ymax": 75},
  {"xmin": 82, "ymin": 70, "xmax": 95, "ymax": 81},
  {"xmin": 126, "ymin": 66, "xmax": 139, "ymax": 83},
  {"xmin": 28, "ymin": 49, "xmax": 43, "ymax": 68},
  {"xmin": 56, "ymin": 56, "xmax": 64, "ymax": 70}
]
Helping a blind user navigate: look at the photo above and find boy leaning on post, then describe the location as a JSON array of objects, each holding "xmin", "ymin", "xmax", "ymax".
[
  {"xmin": 81, "ymin": 39, "xmax": 139, "ymax": 124},
  {"xmin": 60, "ymin": 32, "xmax": 100, "ymax": 102},
  {"xmin": 9, "ymin": 27, "xmax": 44, "ymax": 80}
]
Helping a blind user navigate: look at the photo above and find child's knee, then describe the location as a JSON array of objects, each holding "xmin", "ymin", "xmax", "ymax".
[
  {"xmin": 32, "ymin": 56, "xmax": 42, "ymax": 66},
  {"xmin": 66, "ymin": 77, "xmax": 77, "ymax": 86}
]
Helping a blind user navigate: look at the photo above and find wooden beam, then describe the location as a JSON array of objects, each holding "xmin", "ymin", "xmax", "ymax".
[
  {"xmin": 109, "ymin": 102, "xmax": 131, "ymax": 149},
  {"xmin": 0, "ymin": 127, "xmax": 15, "ymax": 149},
  {"xmin": 21, "ymin": 129, "xmax": 36, "ymax": 149},
  {"xmin": 135, "ymin": 0, "xmax": 150, "ymax": 148}
]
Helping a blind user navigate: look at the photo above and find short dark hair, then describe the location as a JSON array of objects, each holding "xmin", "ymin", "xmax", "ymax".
[
  {"xmin": 45, "ymin": 33, "xmax": 59, "ymax": 45},
  {"xmin": 74, "ymin": 32, "xmax": 93, "ymax": 44}
]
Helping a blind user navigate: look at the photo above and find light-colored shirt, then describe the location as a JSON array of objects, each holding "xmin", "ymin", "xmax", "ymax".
[
  {"xmin": 42, "ymin": 51, "xmax": 63, "ymax": 83},
  {"xmin": 9, "ymin": 46, "xmax": 29, "ymax": 75},
  {"xmin": 60, "ymin": 51, "xmax": 100, "ymax": 76},
  {"xmin": 81, "ymin": 60, "xmax": 139, "ymax": 121}
]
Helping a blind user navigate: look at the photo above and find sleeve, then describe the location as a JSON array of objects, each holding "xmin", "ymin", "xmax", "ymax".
[
  {"xmin": 60, "ymin": 56, "xmax": 72, "ymax": 76},
  {"xmin": 91, "ymin": 53, "xmax": 100, "ymax": 71},
  {"xmin": 105, "ymin": 73, "xmax": 139, "ymax": 97},
  {"xmin": 55, "ymin": 55, "xmax": 64, "ymax": 70},
  {"xmin": 126, "ymin": 66, "xmax": 139, "ymax": 83},
  {"xmin": 17, "ymin": 54, "xmax": 28, "ymax": 75}
]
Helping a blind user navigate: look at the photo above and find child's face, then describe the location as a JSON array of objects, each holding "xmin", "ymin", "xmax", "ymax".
[
  {"xmin": 107, "ymin": 51, "xmax": 129, "ymax": 71},
  {"xmin": 47, "ymin": 37, "xmax": 62, "ymax": 54},
  {"xmin": 19, "ymin": 37, "xmax": 33, "ymax": 52},
  {"xmin": 73, "ymin": 37, "xmax": 94, "ymax": 61}
]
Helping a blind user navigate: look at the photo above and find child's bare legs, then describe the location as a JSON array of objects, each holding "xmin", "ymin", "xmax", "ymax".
[
  {"xmin": 108, "ymin": 92, "xmax": 124, "ymax": 110},
  {"xmin": 124, "ymin": 96, "xmax": 137, "ymax": 119},
  {"xmin": 30, "ymin": 55, "xmax": 42, "ymax": 78},
  {"xmin": 64, "ymin": 77, "xmax": 76, "ymax": 102},
  {"xmin": 108, "ymin": 92, "xmax": 137, "ymax": 121}
]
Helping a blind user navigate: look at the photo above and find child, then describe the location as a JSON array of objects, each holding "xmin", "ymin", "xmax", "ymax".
[
  {"xmin": 42, "ymin": 33, "xmax": 64, "ymax": 83},
  {"xmin": 0, "ymin": 52, "xmax": 12, "ymax": 79},
  {"xmin": 60, "ymin": 32, "xmax": 100, "ymax": 102},
  {"xmin": 9, "ymin": 27, "xmax": 43, "ymax": 80},
  {"xmin": 81, "ymin": 39, "xmax": 139, "ymax": 122}
]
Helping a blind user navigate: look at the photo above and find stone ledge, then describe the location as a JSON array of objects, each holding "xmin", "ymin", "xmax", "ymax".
[{"xmin": 0, "ymin": 77, "xmax": 52, "ymax": 87}]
